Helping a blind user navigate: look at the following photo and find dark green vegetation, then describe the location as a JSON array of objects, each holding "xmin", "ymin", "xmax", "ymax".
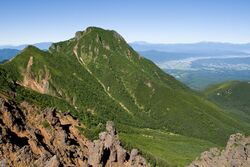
[
  {"xmin": 1, "ymin": 27, "xmax": 250, "ymax": 166},
  {"xmin": 204, "ymin": 81, "xmax": 250, "ymax": 123},
  {"xmin": 0, "ymin": 49, "xmax": 19, "ymax": 63}
]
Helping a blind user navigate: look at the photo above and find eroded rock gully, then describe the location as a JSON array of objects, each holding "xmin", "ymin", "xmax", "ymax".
[{"xmin": 0, "ymin": 98, "xmax": 148, "ymax": 167}]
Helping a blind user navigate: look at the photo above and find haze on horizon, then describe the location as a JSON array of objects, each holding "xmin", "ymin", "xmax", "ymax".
[{"xmin": 1, "ymin": 0, "xmax": 250, "ymax": 45}]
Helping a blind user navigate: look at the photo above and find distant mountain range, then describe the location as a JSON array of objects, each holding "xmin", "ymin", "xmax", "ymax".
[
  {"xmin": 130, "ymin": 41, "xmax": 250, "ymax": 53},
  {"xmin": 0, "ymin": 42, "xmax": 52, "ymax": 63},
  {"xmin": 2, "ymin": 41, "xmax": 250, "ymax": 53},
  {"xmin": 130, "ymin": 42, "xmax": 250, "ymax": 90},
  {"xmin": 0, "ymin": 42, "xmax": 52, "ymax": 50},
  {"xmin": 0, "ymin": 49, "xmax": 20, "ymax": 63}
]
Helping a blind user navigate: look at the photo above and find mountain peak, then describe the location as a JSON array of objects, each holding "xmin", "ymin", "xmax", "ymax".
[
  {"xmin": 23, "ymin": 45, "xmax": 40, "ymax": 51},
  {"xmin": 74, "ymin": 27, "xmax": 125, "ymax": 42},
  {"xmin": 20, "ymin": 45, "xmax": 44, "ymax": 56},
  {"xmin": 75, "ymin": 26, "xmax": 104, "ymax": 40},
  {"xmin": 86, "ymin": 26, "xmax": 105, "ymax": 32}
]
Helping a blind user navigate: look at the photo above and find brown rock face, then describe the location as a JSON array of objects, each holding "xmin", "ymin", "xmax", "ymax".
[
  {"xmin": 0, "ymin": 97, "xmax": 148, "ymax": 167},
  {"xmin": 188, "ymin": 133, "xmax": 250, "ymax": 167},
  {"xmin": 22, "ymin": 56, "xmax": 50, "ymax": 94},
  {"xmin": 87, "ymin": 121, "xmax": 148, "ymax": 167}
]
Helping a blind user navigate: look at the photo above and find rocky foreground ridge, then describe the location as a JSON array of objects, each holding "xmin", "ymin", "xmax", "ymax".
[
  {"xmin": 188, "ymin": 133, "xmax": 250, "ymax": 167},
  {"xmin": 0, "ymin": 97, "xmax": 148, "ymax": 167}
]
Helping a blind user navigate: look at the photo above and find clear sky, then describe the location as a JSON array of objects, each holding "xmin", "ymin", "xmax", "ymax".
[{"xmin": 1, "ymin": 0, "xmax": 250, "ymax": 45}]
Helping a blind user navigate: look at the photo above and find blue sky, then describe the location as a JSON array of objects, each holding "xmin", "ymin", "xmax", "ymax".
[{"xmin": 1, "ymin": 0, "xmax": 250, "ymax": 45}]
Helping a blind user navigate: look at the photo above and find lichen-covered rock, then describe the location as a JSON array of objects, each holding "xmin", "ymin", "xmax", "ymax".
[
  {"xmin": 0, "ymin": 97, "xmax": 149, "ymax": 167},
  {"xmin": 188, "ymin": 133, "xmax": 250, "ymax": 167}
]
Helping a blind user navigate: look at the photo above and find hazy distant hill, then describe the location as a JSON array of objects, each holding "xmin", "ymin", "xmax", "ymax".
[
  {"xmin": 130, "ymin": 41, "xmax": 250, "ymax": 53},
  {"xmin": 0, "ymin": 42, "xmax": 52, "ymax": 62},
  {"xmin": 133, "ymin": 43, "xmax": 250, "ymax": 90},
  {"xmin": 0, "ymin": 42, "xmax": 52, "ymax": 50},
  {"xmin": 0, "ymin": 49, "xmax": 19, "ymax": 63}
]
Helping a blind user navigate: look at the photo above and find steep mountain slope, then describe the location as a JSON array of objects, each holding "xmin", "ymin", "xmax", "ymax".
[
  {"xmin": 1, "ymin": 27, "xmax": 250, "ymax": 166},
  {"xmin": 0, "ymin": 67, "xmax": 216, "ymax": 166},
  {"xmin": 204, "ymin": 81, "xmax": 250, "ymax": 122}
]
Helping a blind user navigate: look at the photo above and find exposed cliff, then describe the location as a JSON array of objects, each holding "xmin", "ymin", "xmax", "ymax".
[{"xmin": 0, "ymin": 97, "xmax": 148, "ymax": 167}]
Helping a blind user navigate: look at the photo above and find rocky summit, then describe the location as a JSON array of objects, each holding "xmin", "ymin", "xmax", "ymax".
[{"xmin": 0, "ymin": 97, "xmax": 148, "ymax": 167}]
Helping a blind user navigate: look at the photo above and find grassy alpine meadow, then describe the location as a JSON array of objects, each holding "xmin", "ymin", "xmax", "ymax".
[{"xmin": 119, "ymin": 127, "xmax": 218, "ymax": 167}]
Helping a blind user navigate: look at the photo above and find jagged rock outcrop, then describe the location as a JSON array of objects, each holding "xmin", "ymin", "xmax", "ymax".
[
  {"xmin": 0, "ymin": 97, "xmax": 149, "ymax": 167},
  {"xmin": 188, "ymin": 133, "xmax": 250, "ymax": 167},
  {"xmin": 88, "ymin": 121, "xmax": 148, "ymax": 167}
]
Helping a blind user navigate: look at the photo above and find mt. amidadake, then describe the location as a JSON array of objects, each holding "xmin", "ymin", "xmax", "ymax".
[{"xmin": 1, "ymin": 27, "xmax": 250, "ymax": 166}]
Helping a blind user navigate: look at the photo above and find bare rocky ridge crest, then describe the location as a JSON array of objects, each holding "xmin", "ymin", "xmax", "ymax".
[{"xmin": 0, "ymin": 97, "xmax": 148, "ymax": 167}]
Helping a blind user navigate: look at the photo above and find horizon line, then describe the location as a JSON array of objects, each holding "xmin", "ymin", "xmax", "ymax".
[{"xmin": 1, "ymin": 40, "xmax": 250, "ymax": 47}]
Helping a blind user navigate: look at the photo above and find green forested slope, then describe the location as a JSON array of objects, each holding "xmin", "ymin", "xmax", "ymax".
[{"xmin": 205, "ymin": 80, "xmax": 250, "ymax": 122}]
